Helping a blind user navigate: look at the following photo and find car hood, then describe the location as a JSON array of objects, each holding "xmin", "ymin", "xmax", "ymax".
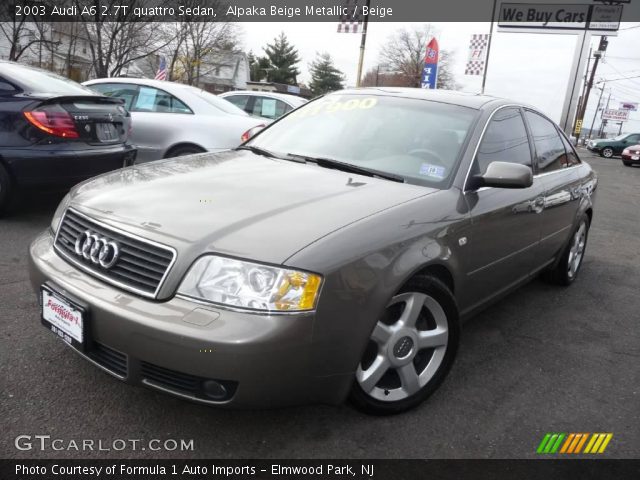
[{"xmin": 69, "ymin": 150, "xmax": 435, "ymax": 266}]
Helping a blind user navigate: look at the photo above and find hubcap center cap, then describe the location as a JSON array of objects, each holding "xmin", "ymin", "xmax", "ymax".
[{"xmin": 393, "ymin": 336, "xmax": 414, "ymax": 359}]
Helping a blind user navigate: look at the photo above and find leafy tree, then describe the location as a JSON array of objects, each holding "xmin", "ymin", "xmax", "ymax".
[
  {"xmin": 262, "ymin": 32, "xmax": 301, "ymax": 85},
  {"xmin": 309, "ymin": 53, "xmax": 345, "ymax": 96}
]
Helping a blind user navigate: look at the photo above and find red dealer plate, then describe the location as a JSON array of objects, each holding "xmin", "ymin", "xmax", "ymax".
[{"xmin": 41, "ymin": 285, "xmax": 86, "ymax": 350}]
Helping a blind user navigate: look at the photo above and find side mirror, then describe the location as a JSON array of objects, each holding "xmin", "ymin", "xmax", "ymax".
[{"xmin": 473, "ymin": 161, "xmax": 533, "ymax": 189}]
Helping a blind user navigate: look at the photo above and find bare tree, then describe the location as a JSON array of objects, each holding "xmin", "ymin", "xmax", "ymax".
[
  {"xmin": 0, "ymin": 17, "xmax": 55, "ymax": 62},
  {"xmin": 80, "ymin": 0, "xmax": 172, "ymax": 77},
  {"xmin": 379, "ymin": 25, "xmax": 459, "ymax": 90}
]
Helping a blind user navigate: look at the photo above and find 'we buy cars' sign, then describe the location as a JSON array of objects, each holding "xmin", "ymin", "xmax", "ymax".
[{"xmin": 498, "ymin": 3, "xmax": 623, "ymax": 31}]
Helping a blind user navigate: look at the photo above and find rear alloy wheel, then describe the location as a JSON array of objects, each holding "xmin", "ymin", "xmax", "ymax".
[
  {"xmin": 0, "ymin": 163, "xmax": 12, "ymax": 216},
  {"xmin": 601, "ymin": 147, "xmax": 614, "ymax": 158},
  {"xmin": 544, "ymin": 214, "xmax": 590, "ymax": 286},
  {"xmin": 350, "ymin": 275, "xmax": 459, "ymax": 415}
]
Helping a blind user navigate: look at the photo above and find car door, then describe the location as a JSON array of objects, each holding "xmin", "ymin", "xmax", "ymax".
[
  {"xmin": 620, "ymin": 134, "xmax": 640, "ymax": 153},
  {"xmin": 524, "ymin": 110, "xmax": 583, "ymax": 268},
  {"xmin": 128, "ymin": 86, "xmax": 194, "ymax": 162},
  {"xmin": 460, "ymin": 107, "xmax": 545, "ymax": 311}
]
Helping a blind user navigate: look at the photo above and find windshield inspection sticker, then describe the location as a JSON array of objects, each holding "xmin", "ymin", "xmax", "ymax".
[{"xmin": 419, "ymin": 163, "xmax": 446, "ymax": 179}]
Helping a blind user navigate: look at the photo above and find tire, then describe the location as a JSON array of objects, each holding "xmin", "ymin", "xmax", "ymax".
[
  {"xmin": 0, "ymin": 163, "xmax": 12, "ymax": 217},
  {"xmin": 165, "ymin": 145, "xmax": 205, "ymax": 158},
  {"xmin": 601, "ymin": 147, "xmax": 614, "ymax": 158},
  {"xmin": 349, "ymin": 275, "xmax": 460, "ymax": 415},
  {"xmin": 543, "ymin": 213, "xmax": 590, "ymax": 286}
]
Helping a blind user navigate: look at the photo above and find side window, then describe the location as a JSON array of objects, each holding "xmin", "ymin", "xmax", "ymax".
[
  {"xmin": 225, "ymin": 95, "xmax": 250, "ymax": 111},
  {"xmin": 89, "ymin": 83, "xmax": 138, "ymax": 110},
  {"xmin": 559, "ymin": 132, "xmax": 581, "ymax": 166},
  {"xmin": 625, "ymin": 134, "xmax": 640, "ymax": 144},
  {"xmin": 252, "ymin": 97, "xmax": 288, "ymax": 119},
  {"xmin": 475, "ymin": 107, "xmax": 532, "ymax": 175},
  {"xmin": 133, "ymin": 86, "xmax": 192, "ymax": 113},
  {"xmin": 525, "ymin": 111, "xmax": 568, "ymax": 173}
]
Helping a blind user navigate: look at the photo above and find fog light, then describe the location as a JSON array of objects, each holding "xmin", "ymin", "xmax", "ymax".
[{"xmin": 202, "ymin": 380, "xmax": 228, "ymax": 400}]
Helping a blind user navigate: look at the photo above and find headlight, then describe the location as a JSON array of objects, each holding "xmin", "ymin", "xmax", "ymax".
[
  {"xmin": 177, "ymin": 255, "xmax": 322, "ymax": 312},
  {"xmin": 50, "ymin": 193, "xmax": 71, "ymax": 233}
]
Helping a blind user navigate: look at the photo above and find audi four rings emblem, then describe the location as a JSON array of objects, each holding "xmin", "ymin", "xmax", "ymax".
[{"xmin": 74, "ymin": 230, "xmax": 120, "ymax": 269}]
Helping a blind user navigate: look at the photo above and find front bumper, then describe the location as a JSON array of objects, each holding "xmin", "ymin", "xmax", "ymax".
[{"xmin": 29, "ymin": 230, "xmax": 352, "ymax": 407}]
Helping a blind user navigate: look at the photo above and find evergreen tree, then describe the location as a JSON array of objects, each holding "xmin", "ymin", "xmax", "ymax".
[
  {"xmin": 309, "ymin": 53, "xmax": 345, "ymax": 96},
  {"xmin": 248, "ymin": 51, "xmax": 271, "ymax": 82},
  {"xmin": 263, "ymin": 32, "xmax": 301, "ymax": 85}
]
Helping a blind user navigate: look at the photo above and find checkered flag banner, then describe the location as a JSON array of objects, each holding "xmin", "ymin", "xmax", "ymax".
[
  {"xmin": 465, "ymin": 34, "xmax": 490, "ymax": 76},
  {"xmin": 337, "ymin": 0, "xmax": 362, "ymax": 33}
]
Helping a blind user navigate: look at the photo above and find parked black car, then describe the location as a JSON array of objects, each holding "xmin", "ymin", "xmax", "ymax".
[{"xmin": 0, "ymin": 61, "xmax": 135, "ymax": 214}]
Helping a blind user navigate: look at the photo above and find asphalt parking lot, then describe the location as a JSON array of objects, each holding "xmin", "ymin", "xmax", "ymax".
[{"xmin": 1, "ymin": 150, "xmax": 638, "ymax": 459}]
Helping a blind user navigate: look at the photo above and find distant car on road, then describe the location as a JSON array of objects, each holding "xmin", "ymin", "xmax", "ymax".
[
  {"xmin": 621, "ymin": 144, "xmax": 640, "ymax": 167},
  {"xmin": 219, "ymin": 90, "xmax": 307, "ymax": 120},
  {"xmin": 0, "ymin": 61, "xmax": 135, "ymax": 215},
  {"xmin": 84, "ymin": 78, "xmax": 266, "ymax": 163},
  {"xmin": 587, "ymin": 133, "xmax": 640, "ymax": 158}
]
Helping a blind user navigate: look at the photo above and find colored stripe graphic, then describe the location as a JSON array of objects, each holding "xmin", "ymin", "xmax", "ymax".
[{"xmin": 538, "ymin": 433, "xmax": 613, "ymax": 454}]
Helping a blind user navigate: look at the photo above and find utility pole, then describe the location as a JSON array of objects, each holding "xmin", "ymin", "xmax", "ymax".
[
  {"xmin": 573, "ymin": 46, "xmax": 593, "ymax": 133},
  {"xmin": 355, "ymin": 0, "xmax": 371, "ymax": 87},
  {"xmin": 588, "ymin": 84, "xmax": 605, "ymax": 140},
  {"xmin": 598, "ymin": 90, "xmax": 612, "ymax": 137},
  {"xmin": 575, "ymin": 36, "xmax": 608, "ymax": 143}
]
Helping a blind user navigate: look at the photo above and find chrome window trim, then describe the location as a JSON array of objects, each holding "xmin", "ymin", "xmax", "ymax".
[
  {"xmin": 53, "ymin": 208, "xmax": 178, "ymax": 300},
  {"xmin": 463, "ymin": 104, "xmax": 581, "ymax": 193}
]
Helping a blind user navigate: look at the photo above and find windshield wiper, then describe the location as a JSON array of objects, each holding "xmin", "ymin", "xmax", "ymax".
[
  {"xmin": 236, "ymin": 145, "xmax": 279, "ymax": 158},
  {"xmin": 236, "ymin": 145, "xmax": 307, "ymax": 163},
  {"xmin": 287, "ymin": 153, "xmax": 405, "ymax": 183}
]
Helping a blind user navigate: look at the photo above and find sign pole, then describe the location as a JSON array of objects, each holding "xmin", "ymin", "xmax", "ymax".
[
  {"xmin": 481, "ymin": 0, "xmax": 498, "ymax": 94},
  {"xmin": 588, "ymin": 83, "xmax": 605, "ymax": 139},
  {"xmin": 355, "ymin": 0, "xmax": 371, "ymax": 88}
]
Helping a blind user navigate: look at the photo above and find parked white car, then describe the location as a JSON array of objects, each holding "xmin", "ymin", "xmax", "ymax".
[
  {"xmin": 84, "ymin": 78, "xmax": 266, "ymax": 163},
  {"xmin": 219, "ymin": 90, "xmax": 307, "ymax": 120}
]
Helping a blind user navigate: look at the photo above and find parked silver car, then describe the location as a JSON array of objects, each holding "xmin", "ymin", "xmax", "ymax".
[
  {"xmin": 30, "ymin": 89, "xmax": 596, "ymax": 414},
  {"xmin": 84, "ymin": 78, "xmax": 266, "ymax": 162},
  {"xmin": 220, "ymin": 90, "xmax": 308, "ymax": 120}
]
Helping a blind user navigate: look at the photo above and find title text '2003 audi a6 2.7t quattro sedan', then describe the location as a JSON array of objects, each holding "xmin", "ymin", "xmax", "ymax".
[{"xmin": 29, "ymin": 89, "xmax": 597, "ymax": 414}]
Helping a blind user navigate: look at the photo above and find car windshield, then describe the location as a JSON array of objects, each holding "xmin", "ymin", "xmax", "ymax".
[
  {"xmin": 188, "ymin": 87, "xmax": 248, "ymax": 115},
  {"xmin": 2, "ymin": 62, "xmax": 94, "ymax": 95},
  {"xmin": 248, "ymin": 94, "xmax": 478, "ymax": 188}
]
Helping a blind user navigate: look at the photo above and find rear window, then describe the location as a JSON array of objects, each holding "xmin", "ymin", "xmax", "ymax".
[
  {"xmin": 189, "ymin": 88, "xmax": 248, "ymax": 115},
  {"xmin": 2, "ymin": 63, "xmax": 94, "ymax": 95}
]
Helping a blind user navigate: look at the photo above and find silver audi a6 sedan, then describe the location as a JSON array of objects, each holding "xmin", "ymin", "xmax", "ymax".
[
  {"xmin": 29, "ymin": 89, "xmax": 597, "ymax": 414},
  {"xmin": 84, "ymin": 78, "xmax": 267, "ymax": 162}
]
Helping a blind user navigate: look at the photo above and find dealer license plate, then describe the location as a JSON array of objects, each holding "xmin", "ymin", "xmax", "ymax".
[{"xmin": 41, "ymin": 286, "xmax": 85, "ymax": 350}]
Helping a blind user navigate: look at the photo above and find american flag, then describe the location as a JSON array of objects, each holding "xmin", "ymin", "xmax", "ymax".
[
  {"xmin": 154, "ymin": 57, "xmax": 167, "ymax": 80},
  {"xmin": 337, "ymin": 0, "xmax": 362, "ymax": 33}
]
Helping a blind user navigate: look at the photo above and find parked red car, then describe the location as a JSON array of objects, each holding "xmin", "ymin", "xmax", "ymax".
[{"xmin": 622, "ymin": 145, "xmax": 640, "ymax": 167}]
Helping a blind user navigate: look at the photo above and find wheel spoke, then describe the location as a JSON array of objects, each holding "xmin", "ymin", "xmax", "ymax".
[
  {"xmin": 398, "ymin": 364, "xmax": 421, "ymax": 395},
  {"xmin": 356, "ymin": 355, "xmax": 389, "ymax": 393},
  {"xmin": 371, "ymin": 322, "xmax": 392, "ymax": 346},
  {"xmin": 417, "ymin": 327, "xmax": 448, "ymax": 349},
  {"xmin": 397, "ymin": 292, "xmax": 427, "ymax": 328}
]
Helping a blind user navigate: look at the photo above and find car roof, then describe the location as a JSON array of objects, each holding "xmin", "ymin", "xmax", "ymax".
[
  {"xmin": 84, "ymin": 77, "xmax": 201, "ymax": 93},
  {"xmin": 332, "ymin": 87, "xmax": 506, "ymax": 110},
  {"xmin": 221, "ymin": 90, "xmax": 308, "ymax": 105}
]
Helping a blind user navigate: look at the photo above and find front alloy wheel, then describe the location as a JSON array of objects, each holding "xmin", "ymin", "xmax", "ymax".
[
  {"xmin": 602, "ymin": 147, "xmax": 614, "ymax": 158},
  {"xmin": 350, "ymin": 275, "xmax": 459, "ymax": 415}
]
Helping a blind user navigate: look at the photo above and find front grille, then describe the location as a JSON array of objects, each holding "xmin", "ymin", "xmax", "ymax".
[
  {"xmin": 87, "ymin": 342, "xmax": 128, "ymax": 378},
  {"xmin": 54, "ymin": 209, "xmax": 175, "ymax": 298},
  {"xmin": 141, "ymin": 361, "xmax": 237, "ymax": 402}
]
